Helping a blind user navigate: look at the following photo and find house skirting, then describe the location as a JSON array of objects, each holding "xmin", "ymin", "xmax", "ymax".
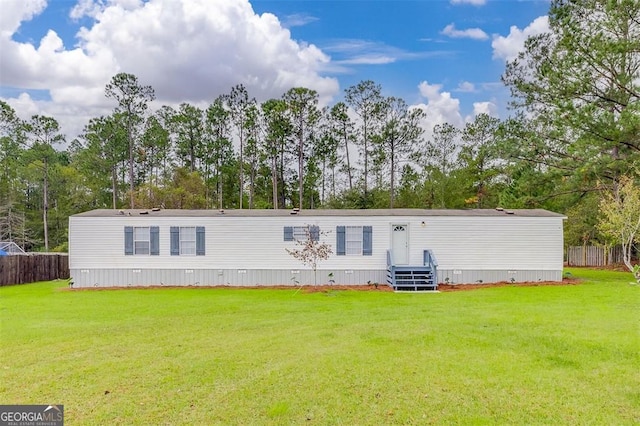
[
  {"xmin": 437, "ymin": 269, "xmax": 563, "ymax": 285},
  {"xmin": 69, "ymin": 268, "xmax": 562, "ymax": 288},
  {"xmin": 70, "ymin": 268, "xmax": 387, "ymax": 288}
]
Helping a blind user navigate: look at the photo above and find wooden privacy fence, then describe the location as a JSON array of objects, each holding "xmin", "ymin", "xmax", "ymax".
[
  {"xmin": 0, "ymin": 253, "xmax": 69, "ymax": 286},
  {"xmin": 566, "ymin": 246, "xmax": 624, "ymax": 267}
]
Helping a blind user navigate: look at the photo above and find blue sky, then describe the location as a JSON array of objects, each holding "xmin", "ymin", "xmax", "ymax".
[
  {"xmin": 0, "ymin": 0, "xmax": 551, "ymax": 139},
  {"xmin": 253, "ymin": 0, "xmax": 548, "ymax": 102}
]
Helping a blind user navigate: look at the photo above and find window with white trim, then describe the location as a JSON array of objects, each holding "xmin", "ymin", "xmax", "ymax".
[
  {"xmin": 293, "ymin": 226, "xmax": 308, "ymax": 241},
  {"xmin": 179, "ymin": 227, "xmax": 196, "ymax": 255},
  {"xmin": 345, "ymin": 226, "xmax": 363, "ymax": 255},
  {"xmin": 284, "ymin": 225, "xmax": 319, "ymax": 242},
  {"xmin": 170, "ymin": 226, "xmax": 205, "ymax": 256},
  {"xmin": 336, "ymin": 225, "xmax": 372, "ymax": 256},
  {"xmin": 124, "ymin": 226, "xmax": 159, "ymax": 256},
  {"xmin": 134, "ymin": 227, "xmax": 150, "ymax": 255}
]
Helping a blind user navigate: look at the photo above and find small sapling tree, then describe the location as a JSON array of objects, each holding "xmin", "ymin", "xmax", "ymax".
[
  {"xmin": 598, "ymin": 176, "xmax": 640, "ymax": 284},
  {"xmin": 286, "ymin": 225, "xmax": 332, "ymax": 286}
]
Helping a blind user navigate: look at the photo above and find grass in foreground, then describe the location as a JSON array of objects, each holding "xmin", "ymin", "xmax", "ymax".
[{"xmin": 1, "ymin": 268, "xmax": 639, "ymax": 424}]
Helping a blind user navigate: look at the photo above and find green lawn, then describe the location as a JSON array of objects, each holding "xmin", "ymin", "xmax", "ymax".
[{"xmin": 1, "ymin": 268, "xmax": 639, "ymax": 424}]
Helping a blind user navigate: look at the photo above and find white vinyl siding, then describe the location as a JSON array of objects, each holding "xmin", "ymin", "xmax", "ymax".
[
  {"xmin": 134, "ymin": 227, "xmax": 150, "ymax": 255},
  {"xmin": 345, "ymin": 226, "xmax": 363, "ymax": 255},
  {"xmin": 70, "ymin": 212, "xmax": 564, "ymax": 280}
]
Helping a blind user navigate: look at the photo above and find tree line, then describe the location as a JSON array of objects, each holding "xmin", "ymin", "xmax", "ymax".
[{"xmin": 0, "ymin": 0, "xmax": 638, "ymax": 263}]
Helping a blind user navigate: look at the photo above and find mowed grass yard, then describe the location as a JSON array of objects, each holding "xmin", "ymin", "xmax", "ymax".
[{"xmin": 1, "ymin": 269, "xmax": 638, "ymax": 425}]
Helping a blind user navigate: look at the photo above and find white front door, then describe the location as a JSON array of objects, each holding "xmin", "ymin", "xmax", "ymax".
[{"xmin": 391, "ymin": 224, "xmax": 409, "ymax": 265}]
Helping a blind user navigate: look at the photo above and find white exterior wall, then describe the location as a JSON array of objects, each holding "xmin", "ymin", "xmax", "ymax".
[
  {"xmin": 424, "ymin": 216, "xmax": 564, "ymax": 270},
  {"xmin": 70, "ymin": 215, "xmax": 395, "ymax": 270},
  {"xmin": 69, "ymin": 212, "xmax": 564, "ymax": 287}
]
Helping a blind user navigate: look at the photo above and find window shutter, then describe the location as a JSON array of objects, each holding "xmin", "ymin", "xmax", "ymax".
[
  {"xmin": 150, "ymin": 226, "xmax": 160, "ymax": 255},
  {"xmin": 196, "ymin": 226, "xmax": 205, "ymax": 256},
  {"xmin": 336, "ymin": 226, "xmax": 345, "ymax": 255},
  {"xmin": 124, "ymin": 227, "xmax": 133, "ymax": 255},
  {"xmin": 170, "ymin": 226, "xmax": 180, "ymax": 256},
  {"xmin": 283, "ymin": 226, "xmax": 293, "ymax": 241},
  {"xmin": 363, "ymin": 226, "xmax": 372, "ymax": 256},
  {"xmin": 310, "ymin": 225, "xmax": 320, "ymax": 242}
]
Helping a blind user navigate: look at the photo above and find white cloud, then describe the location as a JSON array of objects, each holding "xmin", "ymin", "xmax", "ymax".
[
  {"xmin": 412, "ymin": 82, "xmax": 501, "ymax": 138},
  {"xmin": 4, "ymin": 92, "xmax": 105, "ymax": 142},
  {"xmin": 0, "ymin": 0, "xmax": 47, "ymax": 38},
  {"xmin": 414, "ymin": 81, "xmax": 464, "ymax": 134},
  {"xmin": 69, "ymin": 0, "xmax": 104, "ymax": 20},
  {"xmin": 471, "ymin": 101, "xmax": 498, "ymax": 117},
  {"xmin": 6, "ymin": 92, "xmax": 40, "ymax": 118},
  {"xmin": 281, "ymin": 13, "xmax": 319, "ymax": 28},
  {"xmin": 492, "ymin": 16, "xmax": 550, "ymax": 62},
  {"xmin": 0, "ymin": 0, "xmax": 339, "ymax": 139},
  {"xmin": 324, "ymin": 39, "xmax": 435, "ymax": 67},
  {"xmin": 450, "ymin": 0, "xmax": 487, "ymax": 5},
  {"xmin": 456, "ymin": 81, "xmax": 476, "ymax": 92},
  {"xmin": 338, "ymin": 55, "xmax": 396, "ymax": 65},
  {"xmin": 441, "ymin": 24, "xmax": 489, "ymax": 40}
]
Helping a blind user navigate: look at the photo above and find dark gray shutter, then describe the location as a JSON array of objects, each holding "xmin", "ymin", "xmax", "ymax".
[
  {"xmin": 336, "ymin": 226, "xmax": 345, "ymax": 255},
  {"xmin": 150, "ymin": 226, "xmax": 160, "ymax": 255},
  {"xmin": 170, "ymin": 227, "xmax": 180, "ymax": 256},
  {"xmin": 196, "ymin": 226, "xmax": 205, "ymax": 256},
  {"xmin": 124, "ymin": 226, "xmax": 133, "ymax": 255},
  {"xmin": 363, "ymin": 226, "xmax": 372, "ymax": 256},
  {"xmin": 310, "ymin": 225, "xmax": 320, "ymax": 242},
  {"xmin": 284, "ymin": 226, "xmax": 293, "ymax": 241}
]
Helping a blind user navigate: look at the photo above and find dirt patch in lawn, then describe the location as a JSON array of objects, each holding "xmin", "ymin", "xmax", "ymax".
[
  {"xmin": 436, "ymin": 278, "xmax": 580, "ymax": 292},
  {"xmin": 297, "ymin": 284, "xmax": 394, "ymax": 293},
  {"xmin": 299, "ymin": 278, "xmax": 581, "ymax": 293},
  {"xmin": 66, "ymin": 284, "xmax": 396, "ymax": 293},
  {"xmin": 66, "ymin": 279, "xmax": 580, "ymax": 293}
]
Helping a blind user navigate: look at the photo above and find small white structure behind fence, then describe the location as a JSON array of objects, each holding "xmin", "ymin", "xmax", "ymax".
[{"xmin": 0, "ymin": 242, "xmax": 26, "ymax": 254}]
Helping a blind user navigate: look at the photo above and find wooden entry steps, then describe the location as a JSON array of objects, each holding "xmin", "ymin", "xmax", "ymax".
[{"xmin": 386, "ymin": 249, "xmax": 438, "ymax": 292}]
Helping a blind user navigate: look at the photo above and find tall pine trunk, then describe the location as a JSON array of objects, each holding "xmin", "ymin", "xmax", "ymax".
[{"xmin": 43, "ymin": 159, "xmax": 49, "ymax": 251}]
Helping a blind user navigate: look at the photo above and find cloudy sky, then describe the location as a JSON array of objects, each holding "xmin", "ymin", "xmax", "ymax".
[{"xmin": 0, "ymin": 0, "xmax": 551, "ymax": 141}]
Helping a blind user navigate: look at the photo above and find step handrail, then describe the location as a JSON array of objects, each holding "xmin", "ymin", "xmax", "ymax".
[
  {"xmin": 423, "ymin": 249, "xmax": 438, "ymax": 287},
  {"xmin": 386, "ymin": 250, "xmax": 395, "ymax": 286},
  {"xmin": 423, "ymin": 249, "xmax": 438, "ymax": 267}
]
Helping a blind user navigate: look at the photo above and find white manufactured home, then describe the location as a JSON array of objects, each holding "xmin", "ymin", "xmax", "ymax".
[{"xmin": 68, "ymin": 208, "xmax": 566, "ymax": 290}]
